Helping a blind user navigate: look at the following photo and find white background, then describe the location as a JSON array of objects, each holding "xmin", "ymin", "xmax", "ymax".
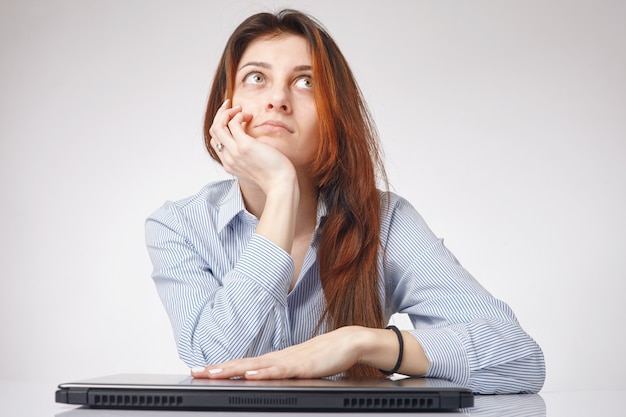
[{"xmin": 1, "ymin": 0, "xmax": 624, "ymax": 393}]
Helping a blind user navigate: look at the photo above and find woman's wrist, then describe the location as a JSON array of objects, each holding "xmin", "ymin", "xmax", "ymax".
[
  {"xmin": 354, "ymin": 325, "xmax": 429, "ymax": 377},
  {"xmin": 379, "ymin": 326, "xmax": 404, "ymax": 375},
  {"xmin": 352, "ymin": 326, "xmax": 400, "ymax": 372}
]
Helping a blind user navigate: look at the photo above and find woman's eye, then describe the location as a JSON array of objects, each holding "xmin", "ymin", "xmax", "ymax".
[
  {"xmin": 244, "ymin": 72, "xmax": 265, "ymax": 85},
  {"xmin": 295, "ymin": 76, "xmax": 313, "ymax": 90}
]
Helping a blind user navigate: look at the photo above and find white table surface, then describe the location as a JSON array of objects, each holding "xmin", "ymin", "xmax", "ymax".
[{"xmin": 0, "ymin": 379, "xmax": 622, "ymax": 416}]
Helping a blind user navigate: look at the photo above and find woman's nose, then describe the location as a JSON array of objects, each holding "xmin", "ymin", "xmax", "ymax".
[{"xmin": 266, "ymin": 86, "xmax": 291, "ymax": 112}]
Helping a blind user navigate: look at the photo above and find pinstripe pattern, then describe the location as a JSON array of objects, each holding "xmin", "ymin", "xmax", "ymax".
[{"xmin": 145, "ymin": 179, "xmax": 545, "ymax": 394}]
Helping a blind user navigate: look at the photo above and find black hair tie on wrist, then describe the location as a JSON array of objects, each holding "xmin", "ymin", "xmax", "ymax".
[{"xmin": 379, "ymin": 325, "xmax": 404, "ymax": 375}]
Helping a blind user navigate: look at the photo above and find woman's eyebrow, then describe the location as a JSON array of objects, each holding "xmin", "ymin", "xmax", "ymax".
[
  {"xmin": 238, "ymin": 61, "xmax": 270, "ymax": 71},
  {"xmin": 238, "ymin": 61, "xmax": 312, "ymax": 72},
  {"xmin": 293, "ymin": 65, "xmax": 312, "ymax": 72}
]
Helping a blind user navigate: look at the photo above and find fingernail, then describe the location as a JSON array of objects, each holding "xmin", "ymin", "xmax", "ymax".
[
  {"xmin": 208, "ymin": 368, "xmax": 223, "ymax": 375},
  {"xmin": 245, "ymin": 370, "xmax": 258, "ymax": 376},
  {"xmin": 221, "ymin": 99, "xmax": 229, "ymax": 107},
  {"xmin": 191, "ymin": 366, "xmax": 206, "ymax": 373}
]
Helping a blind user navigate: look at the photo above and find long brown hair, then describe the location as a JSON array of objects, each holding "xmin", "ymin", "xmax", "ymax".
[{"xmin": 203, "ymin": 10, "xmax": 387, "ymax": 377}]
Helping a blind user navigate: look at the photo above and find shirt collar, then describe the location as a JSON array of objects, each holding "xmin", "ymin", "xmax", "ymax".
[
  {"xmin": 315, "ymin": 196, "xmax": 327, "ymax": 229},
  {"xmin": 216, "ymin": 179, "xmax": 248, "ymax": 233},
  {"xmin": 216, "ymin": 178, "xmax": 328, "ymax": 234}
]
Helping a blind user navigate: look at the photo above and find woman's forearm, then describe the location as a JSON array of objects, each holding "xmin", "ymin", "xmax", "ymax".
[{"xmin": 253, "ymin": 174, "xmax": 300, "ymax": 254}]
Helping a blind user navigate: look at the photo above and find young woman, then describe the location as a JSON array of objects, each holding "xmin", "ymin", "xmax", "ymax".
[{"xmin": 145, "ymin": 9, "xmax": 545, "ymax": 394}]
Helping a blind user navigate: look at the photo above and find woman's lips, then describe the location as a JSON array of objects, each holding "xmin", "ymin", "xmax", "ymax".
[{"xmin": 255, "ymin": 120, "xmax": 294, "ymax": 133}]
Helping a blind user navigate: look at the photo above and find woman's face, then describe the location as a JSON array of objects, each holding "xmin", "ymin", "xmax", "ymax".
[{"xmin": 232, "ymin": 34, "xmax": 319, "ymax": 169}]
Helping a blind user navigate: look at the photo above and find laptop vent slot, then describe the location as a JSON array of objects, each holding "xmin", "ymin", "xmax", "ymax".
[
  {"xmin": 343, "ymin": 396, "xmax": 435, "ymax": 410},
  {"xmin": 228, "ymin": 396, "xmax": 298, "ymax": 406},
  {"xmin": 93, "ymin": 394, "xmax": 183, "ymax": 407}
]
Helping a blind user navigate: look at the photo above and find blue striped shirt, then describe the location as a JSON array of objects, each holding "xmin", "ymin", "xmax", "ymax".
[{"xmin": 145, "ymin": 179, "xmax": 545, "ymax": 394}]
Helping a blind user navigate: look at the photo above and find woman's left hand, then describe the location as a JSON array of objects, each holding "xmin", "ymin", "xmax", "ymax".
[{"xmin": 191, "ymin": 326, "xmax": 369, "ymax": 380}]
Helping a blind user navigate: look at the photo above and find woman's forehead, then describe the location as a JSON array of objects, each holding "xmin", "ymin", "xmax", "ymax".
[{"xmin": 239, "ymin": 34, "xmax": 311, "ymax": 63}]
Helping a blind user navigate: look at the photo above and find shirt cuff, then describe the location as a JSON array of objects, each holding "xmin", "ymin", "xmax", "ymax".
[
  {"xmin": 410, "ymin": 327, "xmax": 471, "ymax": 386},
  {"xmin": 229, "ymin": 233, "xmax": 295, "ymax": 304}
]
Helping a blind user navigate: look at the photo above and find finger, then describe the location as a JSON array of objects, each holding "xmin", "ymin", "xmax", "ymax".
[
  {"xmin": 191, "ymin": 357, "xmax": 264, "ymax": 380},
  {"xmin": 190, "ymin": 365, "xmax": 238, "ymax": 379},
  {"xmin": 208, "ymin": 99, "xmax": 230, "ymax": 134},
  {"xmin": 210, "ymin": 111, "xmax": 244, "ymax": 156},
  {"xmin": 205, "ymin": 367, "xmax": 250, "ymax": 380},
  {"xmin": 243, "ymin": 366, "xmax": 293, "ymax": 380},
  {"xmin": 190, "ymin": 366, "xmax": 209, "ymax": 378},
  {"xmin": 227, "ymin": 112, "xmax": 252, "ymax": 140},
  {"xmin": 212, "ymin": 105, "xmax": 240, "ymax": 131},
  {"xmin": 209, "ymin": 137, "xmax": 224, "ymax": 155},
  {"xmin": 210, "ymin": 105, "xmax": 242, "ymax": 144}
]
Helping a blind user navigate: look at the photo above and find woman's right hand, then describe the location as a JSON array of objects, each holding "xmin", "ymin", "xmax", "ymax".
[
  {"xmin": 209, "ymin": 99, "xmax": 297, "ymax": 196},
  {"xmin": 209, "ymin": 99, "xmax": 300, "ymax": 254}
]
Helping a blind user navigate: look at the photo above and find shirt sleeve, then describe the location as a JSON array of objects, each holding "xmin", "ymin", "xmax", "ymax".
[
  {"xmin": 383, "ymin": 196, "xmax": 546, "ymax": 394},
  {"xmin": 145, "ymin": 203, "xmax": 294, "ymax": 368}
]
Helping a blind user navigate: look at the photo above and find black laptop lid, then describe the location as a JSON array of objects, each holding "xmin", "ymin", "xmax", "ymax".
[{"xmin": 56, "ymin": 373, "xmax": 473, "ymax": 411}]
